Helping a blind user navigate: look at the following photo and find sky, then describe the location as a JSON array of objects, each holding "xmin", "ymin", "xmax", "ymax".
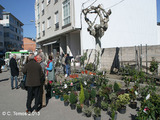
[
  {"xmin": 0, "ymin": 0, "xmax": 160, "ymax": 39},
  {"xmin": 0, "ymin": 0, "xmax": 36, "ymax": 39}
]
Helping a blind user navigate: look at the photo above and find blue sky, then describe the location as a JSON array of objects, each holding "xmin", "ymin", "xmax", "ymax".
[{"xmin": 0, "ymin": 0, "xmax": 160, "ymax": 39}]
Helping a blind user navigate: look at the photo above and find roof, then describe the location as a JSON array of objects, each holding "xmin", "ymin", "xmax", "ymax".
[
  {"xmin": 2, "ymin": 11, "xmax": 24, "ymax": 26},
  {"xmin": 0, "ymin": 5, "xmax": 5, "ymax": 10}
]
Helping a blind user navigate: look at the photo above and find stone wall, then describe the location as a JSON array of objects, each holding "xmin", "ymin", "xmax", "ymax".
[{"xmin": 84, "ymin": 45, "xmax": 160, "ymax": 74}]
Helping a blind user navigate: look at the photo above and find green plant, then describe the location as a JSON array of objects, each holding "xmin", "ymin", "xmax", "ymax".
[
  {"xmin": 83, "ymin": 105, "xmax": 93, "ymax": 115},
  {"xmin": 101, "ymin": 101, "xmax": 108, "ymax": 110},
  {"xmin": 128, "ymin": 87, "xmax": 137, "ymax": 102},
  {"xmin": 69, "ymin": 92, "xmax": 77, "ymax": 104},
  {"xmin": 109, "ymin": 100, "xmax": 118, "ymax": 120},
  {"xmin": 84, "ymin": 89, "xmax": 90, "ymax": 100},
  {"xmin": 76, "ymin": 104, "xmax": 82, "ymax": 109},
  {"xmin": 114, "ymin": 82, "xmax": 120, "ymax": 92},
  {"xmin": 149, "ymin": 58, "xmax": 158, "ymax": 73},
  {"xmin": 63, "ymin": 94, "xmax": 69, "ymax": 102},
  {"xmin": 117, "ymin": 93, "xmax": 130, "ymax": 108},
  {"xmin": 80, "ymin": 52, "xmax": 87, "ymax": 67},
  {"xmin": 79, "ymin": 83, "xmax": 85, "ymax": 105},
  {"xmin": 94, "ymin": 107, "xmax": 101, "ymax": 117},
  {"xmin": 85, "ymin": 63, "xmax": 95, "ymax": 71},
  {"xmin": 90, "ymin": 89, "xmax": 96, "ymax": 99}
]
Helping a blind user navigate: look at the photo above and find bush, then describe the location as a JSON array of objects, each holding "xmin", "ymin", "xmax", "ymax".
[
  {"xmin": 85, "ymin": 63, "xmax": 95, "ymax": 71},
  {"xmin": 69, "ymin": 92, "xmax": 77, "ymax": 104},
  {"xmin": 79, "ymin": 84, "xmax": 85, "ymax": 104},
  {"xmin": 114, "ymin": 82, "xmax": 120, "ymax": 93}
]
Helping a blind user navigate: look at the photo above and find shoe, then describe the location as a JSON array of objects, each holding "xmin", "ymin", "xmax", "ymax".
[
  {"xmin": 11, "ymin": 88, "xmax": 14, "ymax": 90},
  {"xmin": 16, "ymin": 87, "xmax": 19, "ymax": 89},
  {"xmin": 42, "ymin": 105, "xmax": 46, "ymax": 108},
  {"xmin": 35, "ymin": 110, "xmax": 39, "ymax": 113},
  {"xmin": 26, "ymin": 110, "xmax": 31, "ymax": 114}
]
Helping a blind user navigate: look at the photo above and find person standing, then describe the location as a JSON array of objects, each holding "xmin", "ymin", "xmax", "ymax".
[
  {"xmin": 65, "ymin": 54, "xmax": 73, "ymax": 77},
  {"xmin": 9, "ymin": 54, "xmax": 19, "ymax": 89},
  {"xmin": 37, "ymin": 54, "xmax": 46, "ymax": 107},
  {"xmin": 61, "ymin": 53, "xmax": 66, "ymax": 75},
  {"xmin": 38, "ymin": 49, "xmax": 45, "ymax": 62},
  {"xmin": 23, "ymin": 53, "xmax": 43, "ymax": 113}
]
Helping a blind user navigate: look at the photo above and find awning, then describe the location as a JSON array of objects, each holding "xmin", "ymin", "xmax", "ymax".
[{"xmin": 43, "ymin": 41, "xmax": 57, "ymax": 46}]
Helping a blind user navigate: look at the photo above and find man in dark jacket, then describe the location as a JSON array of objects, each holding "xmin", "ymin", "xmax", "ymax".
[
  {"xmin": 9, "ymin": 54, "xmax": 19, "ymax": 89},
  {"xmin": 23, "ymin": 53, "xmax": 43, "ymax": 113},
  {"xmin": 65, "ymin": 54, "xmax": 73, "ymax": 77}
]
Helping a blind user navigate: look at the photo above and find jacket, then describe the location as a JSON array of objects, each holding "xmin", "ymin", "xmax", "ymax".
[
  {"xmin": 23, "ymin": 59, "xmax": 43, "ymax": 87},
  {"xmin": 46, "ymin": 61, "xmax": 55, "ymax": 81},
  {"xmin": 9, "ymin": 57, "xmax": 19, "ymax": 77}
]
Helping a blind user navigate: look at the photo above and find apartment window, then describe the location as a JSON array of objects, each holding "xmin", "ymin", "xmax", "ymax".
[
  {"xmin": 37, "ymin": 4, "xmax": 40, "ymax": 19},
  {"xmin": 47, "ymin": 0, "xmax": 51, "ymax": 5},
  {"xmin": 55, "ymin": 0, "xmax": 58, "ymax": 4},
  {"xmin": 37, "ymin": 22, "xmax": 40, "ymax": 38},
  {"xmin": 0, "ymin": 31, "xmax": 2, "ymax": 36},
  {"xmin": 3, "ymin": 15, "xmax": 9, "ymax": 19},
  {"xmin": 47, "ymin": 17, "xmax": 51, "ymax": 28},
  {"xmin": 0, "ymin": 42, "xmax": 3, "ymax": 47},
  {"xmin": 4, "ymin": 32, "xmax": 9, "ymax": 37},
  {"xmin": 63, "ymin": 0, "xmax": 70, "ymax": 26},
  {"xmin": 55, "ymin": 11, "xmax": 59, "ymax": 30},
  {"xmin": 42, "ymin": 2, "xmax": 44, "ymax": 16},
  {"xmin": 42, "ymin": 21, "xmax": 45, "ymax": 36}
]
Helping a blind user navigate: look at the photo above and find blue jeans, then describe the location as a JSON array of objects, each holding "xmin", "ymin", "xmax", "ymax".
[
  {"xmin": 11, "ymin": 76, "xmax": 18, "ymax": 89},
  {"xmin": 66, "ymin": 64, "xmax": 71, "ymax": 76}
]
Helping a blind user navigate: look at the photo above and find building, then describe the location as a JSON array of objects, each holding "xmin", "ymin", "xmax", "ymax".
[
  {"xmin": 22, "ymin": 37, "xmax": 36, "ymax": 52},
  {"xmin": 0, "ymin": 5, "xmax": 4, "ymax": 53},
  {"xmin": 35, "ymin": 0, "xmax": 159, "ymax": 70},
  {"xmin": 0, "ymin": 8, "xmax": 24, "ymax": 51}
]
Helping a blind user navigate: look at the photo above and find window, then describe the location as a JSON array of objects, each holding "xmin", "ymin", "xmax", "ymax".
[
  {"xmin": 37, "ymin": 4, "xmax": 40, "ymax": 19},
  {"xmin": 0, "ymin": 42, "xmax": 3, "ymax": 47},
  {"xmin": 10, "ymin": 25, "xmax": 15, "ymax": 32},
  {"xmin": 0, "ymin": 31, "xmax": 2, "ymax": 36},
  {"xmin": 63, "ymin": 0, "xmax": 70, "ymax": 26},
  {"xmin": 42, "ymin": 2, "xmax": 44, "ymax": 16},
  {"xmin": 4, "ymin": 32, "xmax": 9, "ymax": 37},
  {"xmin": 55, "ymin": 0, "xmax": 58, "ymax": 4},
  {"xmin": 42, "ymin": 21, "xmax": 45, "ymax": 36},
  {"xmin": 47, "ymin": 17, "xmax": 51, "ymax": 28},
  {"xmin": 47, "ymin": 0, "xmax": 51, "ymax": 5},
  {"xmin": 37, "ymin": 22, "xmax": 40, "ymax": 38},
  {"xmin": 55, "ymin": 11, "xmax": 59, "ymax": 30},
  {"xmin": 3, "ymin": 15, "xmax": 9, "ymax": 19}
]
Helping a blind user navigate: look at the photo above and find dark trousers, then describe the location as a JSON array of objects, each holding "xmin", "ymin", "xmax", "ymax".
[{"xmin": 26, "ymin": 86, "xmax": 40, "ymax": 111}]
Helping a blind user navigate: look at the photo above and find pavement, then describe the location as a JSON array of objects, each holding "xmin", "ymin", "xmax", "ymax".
[{"xmin": 0, "ymin": 70, "xmax": 139, "ymax": 120}]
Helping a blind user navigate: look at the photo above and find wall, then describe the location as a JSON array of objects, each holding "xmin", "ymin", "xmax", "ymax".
[
  {"xmin": 23, "ymin": 38, "xmax": 36, "ymax": 52},
  {"xmin": 84, "ymin": 45, "xmax": 160, "ymax": 74}
]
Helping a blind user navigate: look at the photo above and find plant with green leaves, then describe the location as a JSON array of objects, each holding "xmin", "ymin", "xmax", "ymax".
[
  {"xmin": 80, "ymin": 52, "xmax": 87, "ymax": 67},
  {"xmin": 149, "ymin": 57, "xmax": 158, "ymax": 74},
  {"xmin": 117, "ymin": 93, "xmax": 130, "ymax": 108},
  {"xmin": 114, "ymin": 82, "xmax": 120, "ymax": 93},
  {"xmin": 101, "ymin": 101, "xmax": 108, "ymax": 110},
  {"xmin": 94, "ymin": 107, "xmax": 101, "ymax": 117},
  {"xmin": 69, "ymin": 92, "xmax": 77, "ymax": 104},
  {"xmin": 79, "ymin": 83, "xmax": 85, "ymax": 105},
  {"xmin": 84, "ymin": 89, "xmax": 90, "ymax": 100},
  {"xmin": 83, "ymin": 105, "xmax": 93, "ymax": 117},
  {"xmin": 63, "ymin": 94, "xmax": 69, "ymax": 102}
]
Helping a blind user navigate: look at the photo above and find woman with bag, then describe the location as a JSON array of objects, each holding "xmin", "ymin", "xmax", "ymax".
[{"xmin": 45, "ymin": 55, "xmax": 55, "ymax": 98}]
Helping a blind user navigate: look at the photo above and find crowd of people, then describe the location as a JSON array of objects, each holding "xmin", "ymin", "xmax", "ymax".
[{"xmin": 9, "ymin": 49, "xmax": 73, "ymax": 113}]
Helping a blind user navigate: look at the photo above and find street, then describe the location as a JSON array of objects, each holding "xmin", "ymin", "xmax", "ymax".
[{"xmin": 0, "ymin": 70, "xmax": 138, "ymax": 120}]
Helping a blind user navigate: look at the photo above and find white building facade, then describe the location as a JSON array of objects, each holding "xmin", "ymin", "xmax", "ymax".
[
  {"xmin": 0, "ymin": 11, "xmax": 24, "ymax": 51},
  {"xmin": 35, "ymin": 0, "xmax": 158, "ymax": 58}
]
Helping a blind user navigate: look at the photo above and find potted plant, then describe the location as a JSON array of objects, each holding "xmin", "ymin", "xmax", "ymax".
[
  {"xmin": 113, "ymin": 82, "xmax": 120, "ymax": 93},
  {"xmin": 101, "ymin": 101, "xmax": 108, "ymax": 111},
  {"xmin": 63, "ymin": 94, "xmax": 69, "ymax": 106},
  {"xmin": 128, "ymin": 87, "xmax": 138, "ymax": 109},
  {"xmin": 76, "ymin": 104, "xmax": 82, "ymax": 113},
  {"xmin": 90, "ymin": 89, "xmax": 96, "ymax": 105},
  {"xmin": 84, "ymin": 89, "xmax": 90, "ymax": 106},
  {"xmin": 83, "ymin": 105, "xmax": 93, "ymax": 117},
  {"xmin": 79, "ymin": 83, "xmax": 85, "ymax": 106},
  {"xmin": 69, "ymin": 91, "xmax": 77, "ymax": 110},
  {"xmin": 94, "ymin": 107, "xmax": 101, "ymax": 120},
  {"xmin": 55, "ymin": 88, "xmax": 60, "ymax": 99},
  {"xmin": 117, "ymin": 93, "xmax": 130, "ymax": 114},
  {"xmin": 109, "ymin": 100, "xmax": 118, "ymax": 120}
]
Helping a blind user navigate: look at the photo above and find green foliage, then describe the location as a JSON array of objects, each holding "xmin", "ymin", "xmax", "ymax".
[
  {"xmin": 101, "ymin": 101, "xmax": 108, "ymax": 110},
  {"xmin": 85, "ymin": 63, "xmax": 95, "ymax": 71},
  {"xmin": 84, "ymin": 89, "xmax": 90, "ymax": 100},
  {"xmin": 113, "ymin": 82, "xmax": 120, "ymax": 93},
  {"xmin": 149, "ymin": 58, "xmax": 158, "ymax": 73},
  {"xmin": 63, "ymin": 94, "xmax": 69, "ymax": 102},
  {"xmin": 79, "ymin": 84, "xmax": 85, "ymax": 104},
  {"xmin": 83, "ymin": 105, "xmax": 93, "ymax": 114},
  {"xmin": 117, "ymin": 93, "xmax": 130, "ymax": 107},
  {"xmin": 90, "ymin": 89, "xmax": 96, "ymax": 99},
  {"xmin": 69, "ymin": 92, "xmax": 77, "ymax": 104},
  {"xmin": 94, "ymin": 107, "xmax": 101, "ymax": 117}
]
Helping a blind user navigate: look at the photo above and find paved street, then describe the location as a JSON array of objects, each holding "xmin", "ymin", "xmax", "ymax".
[{"xmin": 0, "ymin": 70, "xmax": 138, "ymax": 120}]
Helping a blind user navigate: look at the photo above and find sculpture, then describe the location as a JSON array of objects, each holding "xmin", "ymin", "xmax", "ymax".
[{"xmin": 82, "ymin": 4, "xmax": 111, "ymax": 70}]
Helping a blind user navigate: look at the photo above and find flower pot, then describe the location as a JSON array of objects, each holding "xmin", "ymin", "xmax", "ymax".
[
  {"xmin": 60, "ymin": 96, "xmax": 64, "ymax": 101},
  {"xmin": 130, "ymin": 102, "xmax": 137, "ymax": 109},
  {"xmin": 77, "ymin": 107, "xmax": 82, "ymax": 113},
  {"xmin": 94, "ymin": 115, "xmax": 101, "ymax": 120},
  {"xmin": 55, "ymin": 95, "xmax": 59, "ymax": 99},
  {"xmin": 64, "ymin": 101, "xmax": 69, "ymax": 106},
  {"xmin": 70, "ymin": 104, "xmax": 76, "ymax": 110},
  {"xmin": 118, "ymin": 106, "xmax": 126, "ymax": 114},
  {"xmin": 85, "ymin": 113, "xmax": 91, "ymax": 117}
]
